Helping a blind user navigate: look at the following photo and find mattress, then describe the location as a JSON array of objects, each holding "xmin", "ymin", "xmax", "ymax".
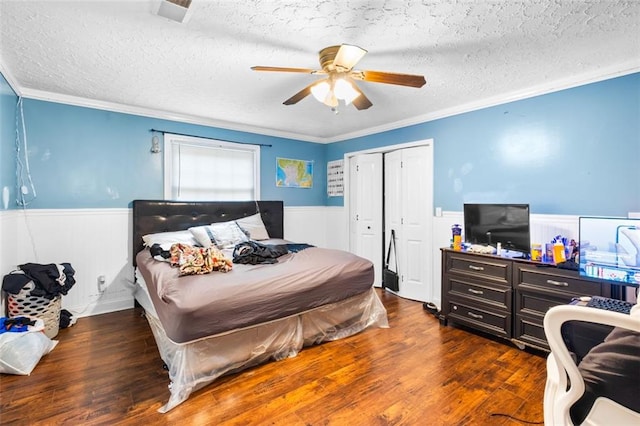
[{"xmin": 135, "ymin": 245, "xmax": 375, "ymax": 344}]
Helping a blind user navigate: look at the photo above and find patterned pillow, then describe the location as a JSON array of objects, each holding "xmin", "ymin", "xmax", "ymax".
[
  {"xmin": 188, "ymin": 225, "xmax": 217, "ymax": 248},
  {"xmin": 189, "ymin": 221, "xmax": 249, "ymax": 249}
]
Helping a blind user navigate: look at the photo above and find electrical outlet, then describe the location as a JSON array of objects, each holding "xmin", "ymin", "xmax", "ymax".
[{"xmin": 97, "ymin": 275, "xmax": 106, "ymax": 292}]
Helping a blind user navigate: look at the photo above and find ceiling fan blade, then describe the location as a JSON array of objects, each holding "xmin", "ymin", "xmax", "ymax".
[
  {"xmin": 350, "ymin": 83, "xmax": 373, "ymax": 110},
  {"xmin": 251, "ymin": 66, "xmax": 319, "ymax": 74},
  {"xmin": 283, "ymin": 81, "xmax": 319, "ymax": 105},
  {"xmin": 353, "ymin": 70, "xmax": 426, "ymax": 88},
  {"xmin": 333, "ymin": 44, "xmax": 367, "ymax": 71}
]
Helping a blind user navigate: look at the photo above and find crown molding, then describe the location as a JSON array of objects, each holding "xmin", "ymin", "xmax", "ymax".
[
  {"xmin": 3, "ymin": 60, "xmax": 638, "ymax": 145},
  {"xmin": 324, "ymin": 61, "xmax": 640, "ymax": 143},
  {"xmin": 16, "ymin": 87, "xmax": 326, "ymax": 144},
  {"xmin": 0, "ymin": 58, "xmax": 23, "ymax": 97}
]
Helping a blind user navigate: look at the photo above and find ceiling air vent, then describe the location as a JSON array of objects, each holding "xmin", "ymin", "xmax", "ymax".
[{"xmin": 156, "ymin": 0, "xmax": 192, "ymax": 23}]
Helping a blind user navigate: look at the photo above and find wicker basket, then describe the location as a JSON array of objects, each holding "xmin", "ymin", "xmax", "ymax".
[{"xmin": 6, "ymin": 281, "xmax": 61, "ymax": 339}]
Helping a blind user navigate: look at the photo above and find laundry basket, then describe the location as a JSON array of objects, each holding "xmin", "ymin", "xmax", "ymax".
[{"xmin": 6, "ymin": 281, "xmax": 61, "ymax": 339}]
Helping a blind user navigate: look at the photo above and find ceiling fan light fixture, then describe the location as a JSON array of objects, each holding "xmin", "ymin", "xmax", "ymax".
[
  {"xmin": 333, "ymin": 44, "xmax": 367, "ymax": 71},
  {"xmin": 310, "ymin": 81, "xmax": 331, "ymax": 103},
  {"xmin": 252, "ymin": 43, "xmax": 425, "ymax": 111},
  {"xmin": 155, "ymin": 0, "xmax": 193, "ymax": 23},
  {"xmin": 334, "ymin": 78, "xmax": 360, "ymax": 105},
  {"xmin": 324, "ymin": 93, "xmax": 339, "ymax": 108}
]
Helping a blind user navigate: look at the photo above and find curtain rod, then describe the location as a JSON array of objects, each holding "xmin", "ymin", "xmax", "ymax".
[{"xmin": 149, "ymin": 128, "xmax": 272, "ymax": 148}]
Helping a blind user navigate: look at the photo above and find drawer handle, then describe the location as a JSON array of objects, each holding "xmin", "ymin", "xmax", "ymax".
[
  {"xmin": 546, "ymin": 279, "xmax": 569, "ymax": 287},
  {"xmin": 468, "ymin": 288, "xmax": 484, "ymax": 295},
  {"xmin": 468, "ymin": 265, "xmax": 485, "ymax": 271},
  {"xmin": 467, "ymin": 312, "xmax": 484, "ymax": 319}
]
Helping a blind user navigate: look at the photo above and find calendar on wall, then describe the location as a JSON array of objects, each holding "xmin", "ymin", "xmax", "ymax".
[{"xmin": 327, "ymin": 160, "xmax": 344, "ymax": 197}]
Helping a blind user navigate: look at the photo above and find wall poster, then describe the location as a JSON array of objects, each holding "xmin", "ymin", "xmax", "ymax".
[
  {"xmin": 276, "ymin": 157, "xmax": 313, "ymax": 188},
  {"xmin": 327, "ymin": 159, "xmax": 344, "ymax": 197}
]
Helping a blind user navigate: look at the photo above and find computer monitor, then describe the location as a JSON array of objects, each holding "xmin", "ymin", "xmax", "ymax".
[{"xmin": 579, "ymin": 216, "xmax": 640, "ymax": 285}]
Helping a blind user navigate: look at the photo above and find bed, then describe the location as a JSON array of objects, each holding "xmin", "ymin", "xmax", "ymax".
[{"xmin": 132, "ymin": 200, "xmax": 389, "ymax": 412}]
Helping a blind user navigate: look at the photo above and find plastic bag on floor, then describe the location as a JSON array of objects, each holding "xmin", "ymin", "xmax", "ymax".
[{"xmin": 0, "ymin": 318, "xmax": 58, "ymax": 375}]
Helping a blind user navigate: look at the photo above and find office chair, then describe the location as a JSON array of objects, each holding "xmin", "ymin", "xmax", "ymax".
[{"xmin": 543, "ymin": 304, "xmax": 640, "ymax": 425}]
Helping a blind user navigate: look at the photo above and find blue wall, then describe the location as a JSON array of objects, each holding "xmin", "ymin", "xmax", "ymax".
[
  {"xmin": 327, "ymin": 72, "xmax": 640, "ymax": 216},
  {"xmin": 0, "ymin": 73, "xmax": 17, "ymax": 209},
  {"xmin": 15, "ymin": 100, "xmax": 325, "ymax": 208},
  {"xmin": 1, "ymin": 72, "xmax": 638, "ymax": 215}
]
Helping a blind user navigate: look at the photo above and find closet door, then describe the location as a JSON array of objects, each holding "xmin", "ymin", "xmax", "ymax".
[
  {"xmin": 384, "ymin": 146, "xmax": 433, "ymax": 302},
  {"xmin": 349, "ymin": 153, "xmax": 383, "ymax": 286},
  {"xmin": 384, "ymin": 150, "xmax": 402, "ymax": 282}
]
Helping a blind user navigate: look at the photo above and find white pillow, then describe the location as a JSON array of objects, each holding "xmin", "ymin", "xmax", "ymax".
[
  {"xmin": 190, "ymin": 221, "xmax": 249, "ymax": 249},
  {"xmin": 142, "ymin": 230, "xmax": 198, "ymax": 249},
  {"xmin": 236, "ymin": 213, "xmax": 270, "ymax": 240}
]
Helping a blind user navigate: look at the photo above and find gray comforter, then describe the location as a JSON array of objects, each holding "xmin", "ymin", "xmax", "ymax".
[{"xmin": 135, "ymin": 245, "xmax": 374, "ymax": 343}]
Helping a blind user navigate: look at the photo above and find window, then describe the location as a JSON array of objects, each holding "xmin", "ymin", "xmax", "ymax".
[{"xmin": 163, "ymin": 134, "xmax": 260, "ymax": 201}]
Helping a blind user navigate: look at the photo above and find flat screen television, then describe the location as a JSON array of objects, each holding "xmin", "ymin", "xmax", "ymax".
[
  {"xmin": 578, "ymin": 216, "xmax": 640, "ymax": 285},
  {"xmin": 463, "ymin": 203, "xmax": 531, "ymax": 257}
]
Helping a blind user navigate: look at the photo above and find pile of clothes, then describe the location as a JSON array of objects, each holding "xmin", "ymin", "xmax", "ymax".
[
  {"xmin": 232, "ymin": 241, "xmax": 288, "ymax": 265},
  {"xmin": 2, "ymin": 263, "xmax": 76, "ymax": 300},
  {"xmin": 169, "ymin": 243, "xmax": 233, "ymax": 276},
  {"xmin": 2, "ymin": 263, "xmax": 77, "ymax": 329}
]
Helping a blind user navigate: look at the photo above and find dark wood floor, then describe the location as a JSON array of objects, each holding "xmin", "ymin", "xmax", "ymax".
[{"xmin": 0, "ymin": 289, "xmax": 547, "ymax": 425}]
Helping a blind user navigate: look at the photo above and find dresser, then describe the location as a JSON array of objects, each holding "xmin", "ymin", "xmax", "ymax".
[{"xmin": 440, "ymin": 248, "xmax": 614, "ymax": 351}]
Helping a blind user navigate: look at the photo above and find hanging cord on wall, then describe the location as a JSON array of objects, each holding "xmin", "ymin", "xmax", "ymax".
[
  {"xmin": 15, "ymin": 97, "xmax": 37, "ymax": 205},
  {"xmin": 15, "ymin": 96, "xmax": 39, "ymax": 261}
]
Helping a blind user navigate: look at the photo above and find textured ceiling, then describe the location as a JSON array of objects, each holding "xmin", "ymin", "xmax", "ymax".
[{"xmin": 1, "ymin": 0, "xmax": 639, "ymax": 142}]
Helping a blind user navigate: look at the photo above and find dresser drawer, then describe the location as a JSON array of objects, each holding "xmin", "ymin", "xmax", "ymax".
[
  {"xmin": 446, "ymin": 253, "xmax": 511, "ymax": 285},
  {"xmin": 446, "ymin": 276, "xmax": 511, "ymax": 310},
  {"xmin": 514, "ymin": 265, "xmax": 602, "ymax": 296},
  {"xmin": 514, "ymin": 289, "xmax": 573, "ymax": 318},
  {"xmin": 514, "ymin": 314, "xmax": 549, "ymax": 351},
  {"xmin": 446, "ymin": 300, "xmax": 511, "ymax": 338}
]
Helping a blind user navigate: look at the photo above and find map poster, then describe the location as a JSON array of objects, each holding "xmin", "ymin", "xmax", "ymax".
[{"xmin": 276, "ymin": 157, "xmax": 314, "ymax": 188}]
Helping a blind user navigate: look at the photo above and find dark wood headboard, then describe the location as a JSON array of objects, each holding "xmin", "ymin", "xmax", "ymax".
[{"xmin": 132, "ymin": 200, "xmax": 284, "ymax": 266}]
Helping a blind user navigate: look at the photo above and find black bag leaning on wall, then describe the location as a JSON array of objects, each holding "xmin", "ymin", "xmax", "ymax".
[{"xmin": 383, "ymin": 229, "xmax": 399, "ymax": 292}]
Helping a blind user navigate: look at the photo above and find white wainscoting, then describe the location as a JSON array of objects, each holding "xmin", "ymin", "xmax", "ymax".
[
  {"xmin": 0, "ymin": 206, "xmax": 582, "ymax": 318},
  {"xmin": 0, "ymin": 210, "xmax": 19, "ymax": 315},
  {"xmin": 283, "ymin": 206, "xmax": 329, "ymax": 248},
  {"xmin": 1, "ymin": 208, "xmax": 134, "ymax": 318}
]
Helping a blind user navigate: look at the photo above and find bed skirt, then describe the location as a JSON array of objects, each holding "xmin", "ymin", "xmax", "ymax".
[{"xmin": 140, "ymin": 288, "xmax": 389, "ymax": 412}]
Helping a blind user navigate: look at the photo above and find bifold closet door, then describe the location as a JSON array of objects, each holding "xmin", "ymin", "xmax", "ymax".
[
  {"xmin": 384, "ymin": 146, "xmax": 433, "ymax": 302},
  {"xmin": 349, "ymin": 153, "xmax": 383, "ymax": 286}
]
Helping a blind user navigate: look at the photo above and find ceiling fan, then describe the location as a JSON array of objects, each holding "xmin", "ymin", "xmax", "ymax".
[{"xmin": 251, "ymin": 44, "xmax": 426, "ymax": 111}]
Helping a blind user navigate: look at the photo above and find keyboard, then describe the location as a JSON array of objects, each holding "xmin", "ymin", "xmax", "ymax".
[{"xmin": 586, "ymin": 296, "xmax": 634, "ymax": 315}]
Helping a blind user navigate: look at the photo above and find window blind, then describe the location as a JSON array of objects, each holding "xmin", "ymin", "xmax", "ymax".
[{"xmin": 164, "ymin": 134, "xmax": 259, "ymax": 201}]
